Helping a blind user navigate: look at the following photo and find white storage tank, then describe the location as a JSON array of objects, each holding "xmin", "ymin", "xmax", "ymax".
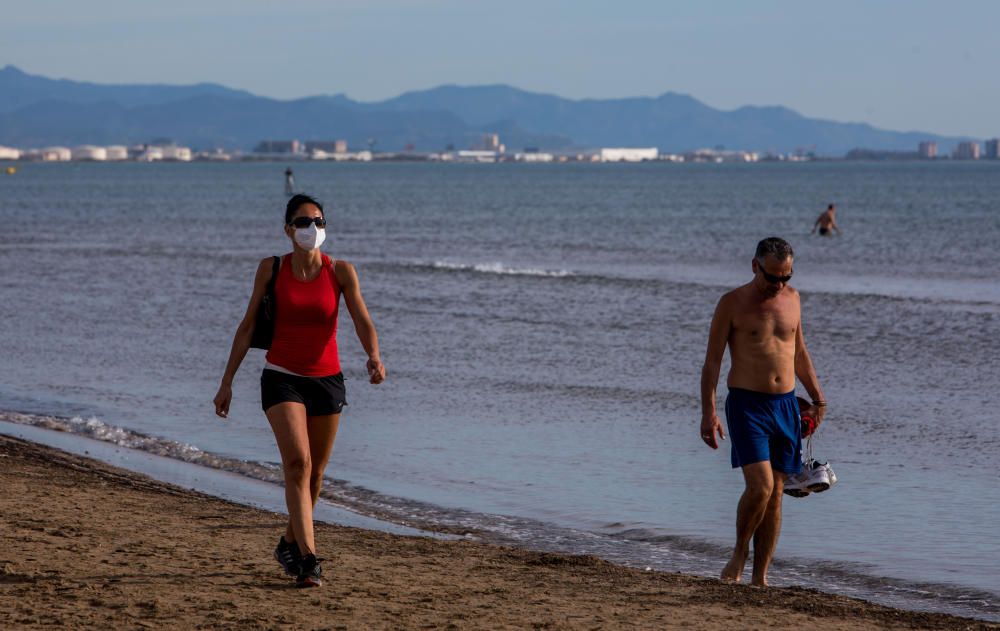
[
  {"xmin": 0, "ymin": 146, "xmax": 21, "ymax": 160},
  {"xmin": 72, "ymin": 145, "xmax": 108, "ymax": 161},
  {"xmin": 105, "ymin": 145, "xmax": 129, "ymax": 161},
  {"xmin": 41, "ymin": 147, "xmax": 72, "ymax": 161},
  {"xmin": 137, "ymin": 147, "xmax": 164, "ymax": 162},
  {"xmin": 599, "ymin": 147, "xmax": 659, "ymax": 162},
  {"xmin": 161, "ymin": 145, "xmax": 192, "ymax": 162}
]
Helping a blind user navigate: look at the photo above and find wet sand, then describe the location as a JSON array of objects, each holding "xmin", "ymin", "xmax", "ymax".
[{"xmin": 0, "ymin": 435, "xmax": 992, "ymax": 630}]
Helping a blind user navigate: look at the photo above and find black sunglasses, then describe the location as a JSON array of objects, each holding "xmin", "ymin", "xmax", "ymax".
[
  {"xmin": 759, "ymin": 266, "xmax": 793, "ymax": 284},
  {"xmin": 288, "ymin": 216, "xmax": 327, "ymax": 229}
]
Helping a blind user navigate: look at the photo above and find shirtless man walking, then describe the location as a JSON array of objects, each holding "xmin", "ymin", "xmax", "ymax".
[
  {"xmin": 700, "ymin": 237, "xmax": 827, "ymax": 586},
  {"xmin": 811, "ymin": 203, "xmax": 841, "ymax": 236}
]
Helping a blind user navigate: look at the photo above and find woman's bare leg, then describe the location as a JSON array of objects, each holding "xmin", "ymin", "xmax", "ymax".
[
  {"xmin": 306, "ymin": 414, "xmax": 340, "ymax": 504},
  {"xmin": 265, "ymin": 402, "xmax": 316, "ymax": 555},
  {"xmin": 283, "ymin": 414, "xmax": 340, "ymax": 548}
]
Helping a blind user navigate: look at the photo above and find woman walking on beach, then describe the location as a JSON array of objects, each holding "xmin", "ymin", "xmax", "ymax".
[{"xmin": 213, "ymin": 194, "xmax": 386, "ymax": 587}]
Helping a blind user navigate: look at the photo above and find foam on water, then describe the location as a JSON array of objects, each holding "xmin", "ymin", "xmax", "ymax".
[
  {"xmin": 430, "ymin": 260, "xmax": 573, "ymax": 277},
  {"xmin": 405, "ymin": 258, "xmax": 1000, "ymax": 308}
]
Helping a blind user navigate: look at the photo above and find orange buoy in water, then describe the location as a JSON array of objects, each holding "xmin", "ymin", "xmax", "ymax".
[{"xmin": 4, "ymin": 166, "xmax": 15, "ymax": 175}]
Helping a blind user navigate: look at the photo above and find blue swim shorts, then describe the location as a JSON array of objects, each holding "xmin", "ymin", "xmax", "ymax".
[{"xmin": 724, "ymin": 388, "xmax": 801, "ymax": 474}]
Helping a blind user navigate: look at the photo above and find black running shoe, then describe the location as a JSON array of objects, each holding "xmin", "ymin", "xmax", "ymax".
[
  {"xmin": 273, "ymin": 536, "xmax": 302, "ymax": 576},
  {"xmin": 296, "ymin": 554, "xmax": 323, "ymax": 588}
]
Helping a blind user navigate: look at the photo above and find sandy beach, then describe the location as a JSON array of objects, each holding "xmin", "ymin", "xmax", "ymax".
[{"xmin": 0, "ymin": 435, "xmax": 992, "ymax": 630}]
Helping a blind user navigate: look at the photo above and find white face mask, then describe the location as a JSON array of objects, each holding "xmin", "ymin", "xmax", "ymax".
[{"xmin": 293, "ymin": 224, "xmax": 326, "ymax": 251}]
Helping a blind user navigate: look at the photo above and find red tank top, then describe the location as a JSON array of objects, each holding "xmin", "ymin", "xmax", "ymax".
[{"xmin": 265, "ymin": 254, "xmax": 341, "ymax": 376}]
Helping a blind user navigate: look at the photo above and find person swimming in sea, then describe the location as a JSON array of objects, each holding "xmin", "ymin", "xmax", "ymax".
[{"xmin": 811, "ymin": 204, "xmax": 842, "ymax": 236}]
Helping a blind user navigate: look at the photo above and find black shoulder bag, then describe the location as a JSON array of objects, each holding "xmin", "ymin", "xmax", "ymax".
[{"xmin": 249, "ymin": 256, "xmax": 280, "ymax": 349}]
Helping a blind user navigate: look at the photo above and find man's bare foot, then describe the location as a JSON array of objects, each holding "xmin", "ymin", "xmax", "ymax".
[
  {"xmin": 721, "ymin": 554, "xmax": 746, "ymax": 582},
  {"xmin": 750, "ymin": 576, "xmax": 769, "ymax": 587}
]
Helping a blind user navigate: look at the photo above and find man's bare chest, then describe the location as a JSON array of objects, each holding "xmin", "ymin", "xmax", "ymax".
[{"xmin": 731, "ymin": 306, "xmax": 798, "ymax": 342}]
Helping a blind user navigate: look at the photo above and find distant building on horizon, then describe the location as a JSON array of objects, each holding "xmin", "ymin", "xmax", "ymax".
[
  {"xmin": 599, "ymin": 147, "xmax": 658, "ymax": 162},
  {"xmin": 305, "ymin": 140, "xmax": 347, "ymax": 154},
  {"xmin": 453, "ymin": 150, "xmax": 499, "ymax": 163},
  {"xmin": 918, "ymin": 141, "xmax": 937, "ymax": 159},
  {"xmin": 254, "ymin": 140, "xmax": 303, "ymax": 154},
  {"xmin": 132, "ymin": 144, "xmax": 192, "ymax": 162},
  {"xmin": 687, "ymin": 148, "xmax": 759, "ymax": 163},
  {"xmin": 953, "ymin": 141, "xmax": 981, "ymax": 160},
  {"xmin": 310, "ymin": 149, "xmax": 373, "ymax": 162},
  {"xmin": 985, "ymin": 138, "xmax": 1000, "ymax": 160},
  {"xmin": 513, "ymin": 151, "xmax": 554, "ymax": 162},
  {"xmin": 477, "ymin": 133, "xmax": 505, "ymax": 153}
]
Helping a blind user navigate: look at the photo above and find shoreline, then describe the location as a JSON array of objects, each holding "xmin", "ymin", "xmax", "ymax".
[
  {"xmin": 0, "ymin": 418, "xmax": 433, "ymax": 539},
  {"xmin": 1, "ymin": 434, "xmax": 993, "ymax": 630}
]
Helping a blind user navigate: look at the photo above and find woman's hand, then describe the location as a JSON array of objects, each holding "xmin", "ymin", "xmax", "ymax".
[
  {"xmin": 213, "ymin": 383, "xmax": 233, "ymax": 418},
  {"xmin": 367, "ymin": 356, "xmax": 386, "ymax": 385},
  {"xmin": 336, "ymin": 261, "xmax": 385, "ymax": 385}
]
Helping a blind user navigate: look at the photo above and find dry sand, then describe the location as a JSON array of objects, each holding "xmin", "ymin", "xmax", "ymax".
[{"xmin": 0, "ymin": 435, "xmax": 993, "ymax": 630}]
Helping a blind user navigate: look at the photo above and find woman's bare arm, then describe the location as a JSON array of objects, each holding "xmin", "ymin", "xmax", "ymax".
[
  {"xmin": 213, "ymin": 257, "xmax": 274, "ymax": 417},
  {"xmin": 336, "ymin": 261, "xmax": 385, "ymax": 384}
]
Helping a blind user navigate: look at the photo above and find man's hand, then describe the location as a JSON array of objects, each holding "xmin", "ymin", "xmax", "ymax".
[
  {"xmin": 367, "ymin": 356, "xmax": 386, "ymax": 384},
  {"xmin": 811, "ymin": 403, "xmax": 826, "ymax": 428},
  {"xmin": 700, "ymin": 413, "xmax": 726, "ymax": 449}
]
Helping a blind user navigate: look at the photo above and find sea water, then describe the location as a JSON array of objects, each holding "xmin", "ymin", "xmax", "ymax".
[{"xmin": 1, "ymin": 161, "xmax": 997, "ymax": 620}]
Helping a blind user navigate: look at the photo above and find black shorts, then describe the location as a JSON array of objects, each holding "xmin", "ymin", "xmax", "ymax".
[{"xmin": 260, "ymin": 369, "xmax": 347, "ymax": 416}]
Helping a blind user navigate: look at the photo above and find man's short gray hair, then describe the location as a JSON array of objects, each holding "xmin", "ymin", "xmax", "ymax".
[{"xmin": 755, "ymin": 237, "xmax": 794, "ymax": 261}]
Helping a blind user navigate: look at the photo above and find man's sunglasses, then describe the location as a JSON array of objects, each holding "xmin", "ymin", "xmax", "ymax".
[
  {"xmin": 288, "ymin": 216, "xmax": 327, "ymax": 229},
  {"xmin": 759, "ymin": 266, "xmax": 793, "ymax": 284}
]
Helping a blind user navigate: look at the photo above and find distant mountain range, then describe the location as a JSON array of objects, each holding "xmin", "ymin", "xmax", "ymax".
[{"xmin": 0, "ymin": 65, "xmax": 967, "ymax": 155}]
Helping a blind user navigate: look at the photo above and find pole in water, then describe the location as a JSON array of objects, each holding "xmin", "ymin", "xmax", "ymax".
[{"xmin": 284, "ymin": 167, "xmax": 296, "ymax": 195}]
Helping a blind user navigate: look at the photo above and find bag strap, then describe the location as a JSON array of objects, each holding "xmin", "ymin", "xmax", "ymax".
[
  {"xmin": 266, "ymin": 255, "xmax": 280, "ymax": 292},
  {"xmin": 324, "ymin": 255, "xmax": 341, "ymax": 292}
]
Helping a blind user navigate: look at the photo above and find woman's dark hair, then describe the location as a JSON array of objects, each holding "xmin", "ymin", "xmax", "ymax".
[
  {"xmin": 285, "ymin": 194, "xmax": 324, "ymax": 225},
  {"xmin": 755, "ymin": 237, "xmax": 793, "ymax": 261}
]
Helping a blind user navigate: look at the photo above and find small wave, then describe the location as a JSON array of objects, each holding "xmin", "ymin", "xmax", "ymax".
[
  {"xmin": 430, "ymin": 261, "xmax": 573, "ymax": 278},
  {"xmin": 0, "ymin": 410, "xmax": 284, "ymax": 482},
  {"xmin": 372, "ymin": 259, "xmax": 1000, "ymax": 312}
]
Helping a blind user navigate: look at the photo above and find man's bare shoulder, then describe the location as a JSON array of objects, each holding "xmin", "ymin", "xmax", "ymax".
[
  {"xmin": 718, "ymin": 283, "xmax": 752, "ymax": 307},
  {"xmin": 714, "ymin": 289, "xmax": 733, "ymax": 310},
  {"xmin": 711, "ymin": 286, "xmax": 750, "ymax": 325}
]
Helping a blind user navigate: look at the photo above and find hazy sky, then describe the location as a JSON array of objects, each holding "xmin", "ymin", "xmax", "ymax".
[{"xmin": 2, "ymin": 1, "xmax": 998, "ymax": 137}]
